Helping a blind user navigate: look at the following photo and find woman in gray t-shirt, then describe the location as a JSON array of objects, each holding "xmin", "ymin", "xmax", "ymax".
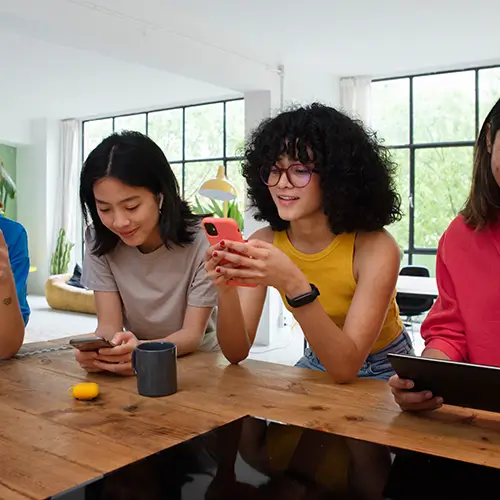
[{"xmin": 76, "ymin": 131, "xmax": 218, "ymax": 376}]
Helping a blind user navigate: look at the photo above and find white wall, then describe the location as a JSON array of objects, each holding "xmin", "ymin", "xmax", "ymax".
[
  {"xmin": 17, "ymin": 119, "xmax": 60, "ymax": 294},
  {"xmin": 282, "ymin": 67, "xmax": 341, "ymax": 107},
  {"xmin": 0, "ymin": 117, "xmax": 31, "ymax": 146}
]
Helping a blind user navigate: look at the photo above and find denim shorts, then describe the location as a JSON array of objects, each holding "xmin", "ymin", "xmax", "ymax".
[{"xmin": 295, "ymin": 329, "xmax": 414, "ymax": 381}]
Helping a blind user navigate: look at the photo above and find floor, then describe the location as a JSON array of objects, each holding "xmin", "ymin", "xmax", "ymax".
[
  {"xmin": 25, "ymin": 295, "xmax": 425, "ymax": 365},
  {"xmin": 24, "ymin": 295, "xmax": 98, "ymax": 343}
]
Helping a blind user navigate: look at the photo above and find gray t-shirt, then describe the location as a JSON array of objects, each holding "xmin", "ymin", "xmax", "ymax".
[{"xmin": 82, "ymin": 225, "xmax": 218, "ymax": 351}]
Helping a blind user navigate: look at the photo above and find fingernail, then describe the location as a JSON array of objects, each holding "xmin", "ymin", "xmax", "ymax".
[
  {"xmin": 213, "ymin": 251, "xmax": 218, "ymax": 257},
  {"xmin": 424, "ymin": 391, "xmax": 432, "ymax": 398},
  {"xmin": 220, "ymin": 240, "xmax": 225, "ymax": 247},
  {"xmin": 436, "ymin": 397, "xmax": 444, "ymax": 405},
  {"xmin": 216, "ymin": 268, "xmax": 221, "ymax": 273}
]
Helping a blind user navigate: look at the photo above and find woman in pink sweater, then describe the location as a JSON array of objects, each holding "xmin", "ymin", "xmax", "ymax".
[{"xmin": 390, "ymin": 97, "xmax": 500, "ymax": 411}]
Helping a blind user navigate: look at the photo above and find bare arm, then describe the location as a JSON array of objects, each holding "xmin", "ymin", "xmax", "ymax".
[
  {"xmin": 0, "ymin": 274, "xmax": 24, "ymax": 359},
  {"xmin": 283, "ymin": 231, "xmax": 402, "ymax": 382},
  {"xmin": 93, "ymin": 290, "xmax": 124, "ymax": 337},
  {"xmin": 422, "ymin": 348, "xmax": 450, "ymax": 360},
  {"xmin": 0, "ymin": 229, "xmax": 26, "ymax": 359},
  {"xmin": 216, "ymin": 285, "xmax": 267, "ymax": 364},
  {"xmin": 161, "ymin": 305, "xmax": 214, "ymax": 356},
  {"xmin": 214, "ymin": 228, "xmax": 273, "ymax": 364}
]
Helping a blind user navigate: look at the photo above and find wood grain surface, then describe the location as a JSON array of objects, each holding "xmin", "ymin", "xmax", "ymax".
[{"xmin": 1, "ymin": 337, "xmax": 500, "ymax": 498}]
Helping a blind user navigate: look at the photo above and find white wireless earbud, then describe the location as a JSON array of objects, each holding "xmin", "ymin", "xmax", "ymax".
[{"xmin": 158, "ymin": 194, "xmax": 164, "ymax": 209}]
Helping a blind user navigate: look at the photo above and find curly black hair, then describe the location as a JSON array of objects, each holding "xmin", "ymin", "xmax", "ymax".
[{"xmin": 243, "ymin": 103, "xmax": 402, "ymax": 233}]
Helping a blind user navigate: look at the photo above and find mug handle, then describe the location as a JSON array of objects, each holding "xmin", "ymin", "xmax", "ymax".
[{"xmin": 131, "ymin": 348, "xmax": 138, "ymax": 376}]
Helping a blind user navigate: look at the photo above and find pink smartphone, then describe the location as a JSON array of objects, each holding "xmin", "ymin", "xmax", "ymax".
[
  {"xmin": 202, "ymin": 217, "xmax": 256, "ymax": 287},
  {"xmin": 69, "ymin": 336, "xmax": 114, "ymax": 352}
]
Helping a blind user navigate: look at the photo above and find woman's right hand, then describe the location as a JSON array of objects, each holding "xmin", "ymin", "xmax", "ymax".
[
  {"xmin": 204, "ymin": 241, "xmax": 234, "ymax": 289},
  {"xmin": 389, "ymin": 374, "xmax": 443, "ymax": 411}
]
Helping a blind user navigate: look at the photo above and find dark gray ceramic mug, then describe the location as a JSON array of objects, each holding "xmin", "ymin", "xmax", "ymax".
[{"xmin": 132, "ymin": 342, "xmax": 177, "ymax": 397}]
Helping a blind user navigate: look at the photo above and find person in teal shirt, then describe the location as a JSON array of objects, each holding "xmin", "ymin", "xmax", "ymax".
[{"xmin": 0, "ymin": 214, "xmax": 30, "ymax": 359}]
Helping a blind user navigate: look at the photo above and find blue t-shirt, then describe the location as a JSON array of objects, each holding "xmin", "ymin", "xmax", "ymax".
[{"xmin": 0, "ymin": 215, "xmax": 30, "ymax": 325}]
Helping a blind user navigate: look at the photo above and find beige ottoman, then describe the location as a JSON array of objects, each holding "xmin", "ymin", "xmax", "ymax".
[{"xmin": 45, "ymin": 274, "xmax": 96, "ymax": 315}]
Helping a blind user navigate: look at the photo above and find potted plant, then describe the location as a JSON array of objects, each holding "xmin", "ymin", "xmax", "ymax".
[
  {"xmin": 50, "ymin": 228, "xmax": 74, "ymax": 275},
  {"xmin": 0, "ymin": 161, "xmax": 16, "ymax": 216}
]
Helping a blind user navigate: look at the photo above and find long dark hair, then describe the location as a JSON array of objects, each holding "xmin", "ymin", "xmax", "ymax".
[
  {"xmin": 243, "ymin": 103, "xmax": 402, "ymax": 233},
  {"xmin": 461, "ymin": 98, "xmax": 500, "ymax": 230},
  {"xmin": 80, "ymin": 131, "xmax": 202, "ymax": 256}
]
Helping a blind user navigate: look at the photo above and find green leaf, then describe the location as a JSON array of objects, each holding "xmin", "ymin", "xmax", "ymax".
[
  {"xmin": 0, "ymin": 165, "xmax": 16, "ymax": 198},
  {"xmin": 193, "ymin": 196, "xmax": 207, "ymax": 214},
  {"xmin": 209, "ymin": 200, "xmax": 224, "ymax": 217}
]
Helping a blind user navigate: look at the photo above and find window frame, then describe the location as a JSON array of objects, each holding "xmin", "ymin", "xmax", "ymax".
[{"xmin": 372, "ymin": 64, "xmax": 500, "ymax": 265}]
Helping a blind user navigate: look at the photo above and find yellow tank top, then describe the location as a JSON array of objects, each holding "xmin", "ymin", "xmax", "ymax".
[{"xmin": 274, "ymin": 231, "xmax": 402, "ymax": 354}]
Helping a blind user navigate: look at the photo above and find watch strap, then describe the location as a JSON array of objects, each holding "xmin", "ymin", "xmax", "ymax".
[{"xmin": 285, "ymin": 283, "xmax": 320, "ymax": 308}]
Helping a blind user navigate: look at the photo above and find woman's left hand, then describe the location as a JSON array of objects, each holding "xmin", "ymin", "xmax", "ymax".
[
  {"xmin": 214, "ymin": 239, "xmax": 308, "ymax": 294},
  {"xmin": 93, "ymin": 331, "xmax": 140, "ymax": 376}
]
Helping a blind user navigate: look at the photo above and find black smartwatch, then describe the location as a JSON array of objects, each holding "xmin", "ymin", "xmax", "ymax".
[{"xmin": 285, "ymin": 283, "xmax": 320, "ymax": 308}]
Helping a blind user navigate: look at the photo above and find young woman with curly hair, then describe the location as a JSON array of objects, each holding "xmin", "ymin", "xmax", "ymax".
[{"xmin": 205, "ymin": 103, "xmax": 413, "ymax": 382}]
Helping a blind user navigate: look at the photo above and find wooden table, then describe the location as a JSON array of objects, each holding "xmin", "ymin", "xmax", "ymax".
[
  {"xmin": 397, "ymin": 275, "xmax": 439, "ymax": 298},
  {"xmin": 2, "ymin": 338, "xmax": 500, "ymax": 499}
]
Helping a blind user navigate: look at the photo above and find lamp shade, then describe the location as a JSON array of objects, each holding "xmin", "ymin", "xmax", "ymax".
[{"xmin": 199, "ymin": 166, "xmax": 237, "ymax": 202}]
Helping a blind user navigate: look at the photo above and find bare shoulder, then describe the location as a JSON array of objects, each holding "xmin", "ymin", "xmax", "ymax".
[
  {"xmin": 248, "ymin": 226, "xmax": 274, "ymax": 244},
  {"xmin": 355, "ymin": 230, "xmax": 401, "ymax": 268}
]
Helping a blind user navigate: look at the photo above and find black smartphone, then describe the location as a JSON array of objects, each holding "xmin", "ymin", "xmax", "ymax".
[{"xmin": 69, "ymin": 336, "xmax": 115, "ymax": 352}]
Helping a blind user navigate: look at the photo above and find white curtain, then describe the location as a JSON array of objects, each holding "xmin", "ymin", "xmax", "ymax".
[
  {"xmin": 340, "ymin": 76, "xmax": 372, "ymax": 125},
  {"xmin": 52, "ymin": 119, "xmax": 81, "ymax": 269}
]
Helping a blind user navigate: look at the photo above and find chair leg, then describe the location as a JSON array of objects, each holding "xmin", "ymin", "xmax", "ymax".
[{"xmin": 405, "ymin": 317, "xmax": 415, "ymax": 341}]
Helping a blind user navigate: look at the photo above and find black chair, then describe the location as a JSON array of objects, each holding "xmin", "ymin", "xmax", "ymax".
[{"xmin": 396, "ymin": 266, "xmax": 435, "ymax": 330}]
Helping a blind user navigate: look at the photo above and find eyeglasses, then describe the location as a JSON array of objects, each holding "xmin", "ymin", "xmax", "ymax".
[{"xmin": 260, "ymin": 163, "xmax": 316, "ymax": 188}]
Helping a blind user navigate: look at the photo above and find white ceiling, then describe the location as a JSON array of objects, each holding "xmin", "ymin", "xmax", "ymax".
[
  {"xmin": 94, "ymin": 0, "xmax": 500, "ymax": 75},
  {"xmin": 0, "ymin": 30, "xmax": 235, "ymax": 121},
  {"xmin": 1, "ymin": 0, "xmax": 500, "ymax": 142},
  {"xmin": 4, "ymin": 0, "xmax": 497, "ymax": 75}
]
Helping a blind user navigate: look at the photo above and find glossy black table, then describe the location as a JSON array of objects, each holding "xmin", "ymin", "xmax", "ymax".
[{"xmin": 49, "ymin": 415, "xmax": 500, "ymax": 500}]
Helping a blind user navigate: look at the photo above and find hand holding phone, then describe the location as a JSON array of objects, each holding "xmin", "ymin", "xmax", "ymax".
[{"xmin": 202, "ymin": 217, "xmax": 256, "ymax": 288}]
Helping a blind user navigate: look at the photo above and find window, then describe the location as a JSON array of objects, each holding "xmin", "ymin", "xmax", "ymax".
[
  {"xmin": 372, "ymin": 66, "xmax": 500, "ymax": 276},
  {"xmin": 82, "ymin": 98, "xmax": 245, "ymax": 208}
]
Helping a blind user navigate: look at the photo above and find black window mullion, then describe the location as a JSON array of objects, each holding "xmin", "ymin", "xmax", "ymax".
[
  {"xmin": 408, "ymin": 76, "xmax": 415, "ymax": 265},
  {"xmin": 181, "ymin": 107, "xmax": 186, "ymax": 199}
]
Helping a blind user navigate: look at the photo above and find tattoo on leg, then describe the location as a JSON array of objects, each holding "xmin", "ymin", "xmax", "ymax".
[{"xmin": 3, "ymin": 297, "xmax": 12, "ymax": 306}]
